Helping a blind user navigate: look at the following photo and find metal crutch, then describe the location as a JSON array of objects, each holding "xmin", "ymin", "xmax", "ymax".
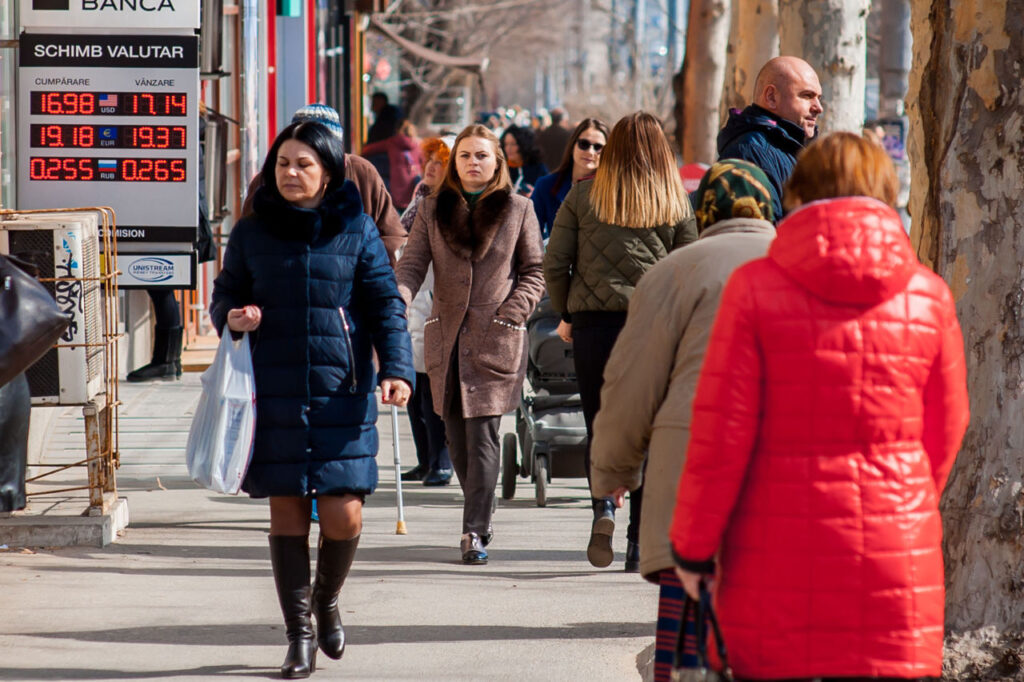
[{"xmin": 391, "ymin": 403, "xmax": 407, "ymax": 534}]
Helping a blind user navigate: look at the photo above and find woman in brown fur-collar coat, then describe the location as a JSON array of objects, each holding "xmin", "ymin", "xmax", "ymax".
[{"xmin": 396, "ymin": 124, "xmax": 545, "ymax": 565}]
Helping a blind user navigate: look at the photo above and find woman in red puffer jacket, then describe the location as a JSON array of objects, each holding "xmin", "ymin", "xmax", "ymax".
[{"xmin": 670, "ymin": 132, "xmax": 969, "ymax": 681}]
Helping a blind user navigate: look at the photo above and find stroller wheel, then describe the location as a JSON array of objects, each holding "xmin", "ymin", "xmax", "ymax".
[
  {"xmin": 534, "ymin": 454, "xmax": 549, "ymax": 507},
  {"xmin": 501, "ymin": 433, "xmax": 518, "ymax": 500}
]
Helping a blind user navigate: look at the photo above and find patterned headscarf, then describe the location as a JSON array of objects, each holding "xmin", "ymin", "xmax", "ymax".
[{"xmin": 693, "ymin": 158, "xmax": 775, "ymax": 232}]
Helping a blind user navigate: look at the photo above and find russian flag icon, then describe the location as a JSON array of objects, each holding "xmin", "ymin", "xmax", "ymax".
[{"xmin": 98, "ymin": 159, "xmax": 117, "ymax": 171}]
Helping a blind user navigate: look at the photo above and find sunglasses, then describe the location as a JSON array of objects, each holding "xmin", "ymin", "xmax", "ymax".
[{"xmin": 576, "ymin": 139, "xmax": 604, "ymax": 153}]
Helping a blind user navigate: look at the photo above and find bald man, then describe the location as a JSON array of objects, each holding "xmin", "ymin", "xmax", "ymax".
[{"xmin": 717, "ymin": 56, "xmax": 823, "ymax": 219}]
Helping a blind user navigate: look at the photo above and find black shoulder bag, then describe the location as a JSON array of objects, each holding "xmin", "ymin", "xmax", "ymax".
[{"xmin": 0, "ymin": 254, "xmax": 71, "ymax": 388}]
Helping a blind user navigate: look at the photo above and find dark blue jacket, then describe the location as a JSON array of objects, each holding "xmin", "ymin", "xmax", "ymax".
[
  {"xmin": 210, "ymin": 181, "xmax": 414, "ymax": 498},
  {"xmin": 530, "ymin": 171, "xmax": 571, "ymax": 240},
  {"xmin": 717, "ymin": 104, "xmax": 808, "ymax": 220},
  {"xmin": 509, "ymin": 162, "xmax": 548, "ymax": 195}
]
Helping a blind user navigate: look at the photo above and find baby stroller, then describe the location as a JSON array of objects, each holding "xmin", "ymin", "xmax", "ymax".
[{"xmin": 501, "ymin": 295, "xmax": 587, "ymax": 506}]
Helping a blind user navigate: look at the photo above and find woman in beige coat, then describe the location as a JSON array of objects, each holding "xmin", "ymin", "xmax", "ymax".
[
  {"xmin": 588, "ymin": 160, "xmax": 776, "ymax": 682},
  {"xmin": 396, "ymin": 124, "xmax": 545, "ymax": 565}
]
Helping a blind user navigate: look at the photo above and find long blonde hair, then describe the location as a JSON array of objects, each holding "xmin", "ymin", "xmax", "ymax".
[
  {"xmin": 590, "ymin": 112, "xmax": 690, "ymax": 228},
  {"xmin": 440, "ymin": 124, "xmax": 512, "ymax": 200}
]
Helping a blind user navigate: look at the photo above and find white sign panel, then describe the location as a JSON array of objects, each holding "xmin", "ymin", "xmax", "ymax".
[
  {"xmin": 118, "ymin": 251, "xmax": 196, "ymax": 288},
  {"xmin": 20, "ymin": 0, "xmax": 200, "ymax": 30},
  {"xmin": 17, "ymin": 33, "xmax": 199, "ymax": 243}
]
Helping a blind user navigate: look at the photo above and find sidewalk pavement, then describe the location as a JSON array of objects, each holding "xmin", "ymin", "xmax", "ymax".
[{"xmin": 1, "ymin": 374, "xmax": 658, "ymax": 681}]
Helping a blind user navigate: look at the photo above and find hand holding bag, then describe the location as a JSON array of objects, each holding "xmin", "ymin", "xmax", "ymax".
[
  {"xmin": 185, "ymin": 328, "xmax": 256, "ymax": 494},
  {"xmin": 0, "ymin": 254, "xmax": 71, "ymax": 388},
  {"xmin": 672, "ymin": 580, "xmax": 735, "ymax": 682}
]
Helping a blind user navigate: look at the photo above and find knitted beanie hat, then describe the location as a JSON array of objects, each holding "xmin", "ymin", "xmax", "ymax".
[{"xmin": 291, "ymin": 103, "xmax": 344, "ymax": 143}]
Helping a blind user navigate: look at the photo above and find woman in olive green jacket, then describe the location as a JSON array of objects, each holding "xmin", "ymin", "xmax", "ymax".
[{"xmin": 542, "ymin": 111, "xmax": 697, "ymax": 572}]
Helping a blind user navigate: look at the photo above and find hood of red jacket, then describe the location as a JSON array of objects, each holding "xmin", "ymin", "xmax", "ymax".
[{"xmin": 769, "ymin": 196, "xmax": 916, "ymax": 306}]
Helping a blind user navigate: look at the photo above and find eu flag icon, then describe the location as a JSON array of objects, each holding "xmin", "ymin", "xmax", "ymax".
[
  {"xmin": 33, "ymin": 0, "xmax": 70, "ymax": 9},
  {"xmin": 99, "ymin": 127, "xmax": 117, "ymax": 140}
]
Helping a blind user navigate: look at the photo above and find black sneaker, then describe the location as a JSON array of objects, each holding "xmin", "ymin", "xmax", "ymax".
[{"xmin": 400, "ymin": 464, "xmax": 427, "ymax": 482}]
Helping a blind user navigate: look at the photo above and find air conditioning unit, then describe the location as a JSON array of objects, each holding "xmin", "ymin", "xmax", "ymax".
[{"xmin": 0, "ymin": 212, "xmax": 105, "ymax": 405}]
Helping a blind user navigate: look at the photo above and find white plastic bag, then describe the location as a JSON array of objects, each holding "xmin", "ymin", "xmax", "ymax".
[{"xmin": 185, "ymin": 328, "xmax": 256, "ymax": 494}]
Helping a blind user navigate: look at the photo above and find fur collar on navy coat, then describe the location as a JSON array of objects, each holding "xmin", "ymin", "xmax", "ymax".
[
  {"xmin": 251, "ymin": 179, "xmax": 364, "ymax": 242},
  {"xmin": 435, "ymin": 186, "xmax": 513, "ymax": 262}
]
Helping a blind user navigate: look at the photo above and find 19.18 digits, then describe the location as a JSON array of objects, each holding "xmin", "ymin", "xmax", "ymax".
[{"xmin": 29, "ymin": 157, "xmax": 187, "ymax": 182}]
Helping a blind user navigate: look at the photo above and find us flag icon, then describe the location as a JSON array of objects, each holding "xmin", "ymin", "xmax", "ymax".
[
  {"xmin": 99, "ymin": 94, "xmax": 118, "ymax": 108},
  {"xmin": 33, "ymin": 0, "xmax": 69, "ymax": 9}
]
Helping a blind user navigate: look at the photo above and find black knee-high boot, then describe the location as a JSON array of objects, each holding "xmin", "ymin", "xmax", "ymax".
[
  {"xmin": 269, "ymin": 535, "xmax": 317, "ymax": 679},
  {"xmin": 126, "ymin": 326, "xmax": 183, "ymax": 381},
  {"xmin": 311, "ymin": 534, "xmax": 359, "ymax": 659}
]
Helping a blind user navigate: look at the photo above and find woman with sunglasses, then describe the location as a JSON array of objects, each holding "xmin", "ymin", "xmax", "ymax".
[
  {"xmin": 543, "ymin": 112, "xmax": 697, "ymax": 572},
  {"xmin": 531, "ymin": 118, "xmax": 611, "ymax": 241}
]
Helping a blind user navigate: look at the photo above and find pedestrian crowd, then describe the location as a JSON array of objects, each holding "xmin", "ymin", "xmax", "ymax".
[{"xmin": 208, "ymin": 55, "xmax": 969, "ymax": 682}]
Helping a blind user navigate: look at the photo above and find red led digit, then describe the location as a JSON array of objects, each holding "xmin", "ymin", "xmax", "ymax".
[
  {"xmin": 173, "ymin": 127, "xmax": 186, "ymax": 148},
  {"xmin": 74, "ymin": 126, "xmax": 95, "ymax": 147},
  {"xmin": 44, "ymin": 125, "xmax": 64, "ymax": 147},
  {"xmin": 122, "ymin": 159, "xmax": 137, "ymax": 181},
  {"xmin": 168, "ymin": 94, "xmax": 187, "ymax": 116},
  {"xmin": 46, "ymin": 158, "xmax": 61, "ymax": 180},
  {"xmin": 156, "ymin": 127, "xmax": 170, "ymax": 148},
  {"xmin": 61, "ymin": 158, "xmax": 78, "ymax": 181},
  {"xmin": 141, "ymin": 94, "xmax": 155, "ymax": 116},
  {"xmin": 171, "ymin": 159, "xmax": 186, "ymax": 181},
  {"xmin": 80, "ymin": 94, "xmax": 95, "ymax": 115},
  {"xmin": 63, "ymin": 93, "xmax": 79, "ymax": 115},
  {"xmin": 154, "ymin": 160, "xmax": 170, "ymax": 181},
  {"xmin": 43, "ymin": 93, "xmax": 60, "ymax": 114},
  {"xmin": 30, "ymin": 158, "xmax": 46, "ymax": 180},
  {"xmin": 79, "ymin": 158, "xmax": 94, "ymax": 181}
]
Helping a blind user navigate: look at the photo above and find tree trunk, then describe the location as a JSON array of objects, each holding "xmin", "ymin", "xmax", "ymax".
[
  {"xmin": 721, "ymin": 0, "xmax": 779, "ymax": 121},
  {"xmin": 907, "ymin": 0, "xmax": 1024, "ymax": 676},
  {"xmin": 778, "ymin": 0, "xmax": 869, "ymax": 134},
  {"xmin": 877, "ymin": 0, "xmax": 911, "ymax": 118},
  {"xmin": 631, "ymin": 0, "xmax": 646, "ymax": 109},
  {"xmin": 673, "ymin": 0, "xmax": 730, "ymax": 164}
]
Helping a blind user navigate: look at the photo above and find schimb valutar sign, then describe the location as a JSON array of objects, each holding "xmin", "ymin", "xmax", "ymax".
[{"xmin": 17, "ymin": 33, "xmax": 199, "ymax": 243}]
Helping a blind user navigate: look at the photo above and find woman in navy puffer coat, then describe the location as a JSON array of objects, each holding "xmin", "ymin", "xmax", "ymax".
[{"xmin": 210, "ymin": 121, "xmax": 414, "ymax": 679}]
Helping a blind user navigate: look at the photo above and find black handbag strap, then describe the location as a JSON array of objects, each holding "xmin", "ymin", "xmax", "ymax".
[
  {"xmin": 672, "ymin": 579, "xmax": 734, "ymax": 680},
  {"xmin": 697, "ymin": 581, "xmax": 733, "ymax": 679}
]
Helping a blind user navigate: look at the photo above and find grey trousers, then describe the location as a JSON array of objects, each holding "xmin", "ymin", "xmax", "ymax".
[
  {"xmin": 444, "ymin": 408, "xmax": 501, "ymax": 537},
  {"xmin": 442, "ymin": 349, "xmax": 501, "ymax": 536}
]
